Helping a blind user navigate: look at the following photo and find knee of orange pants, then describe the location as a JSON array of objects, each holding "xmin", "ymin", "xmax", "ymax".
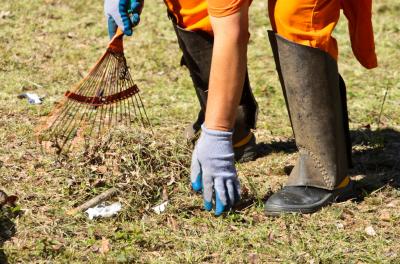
[{"xmin": 270, "ymin": 0, "xmax": 341, "ymax": 60}]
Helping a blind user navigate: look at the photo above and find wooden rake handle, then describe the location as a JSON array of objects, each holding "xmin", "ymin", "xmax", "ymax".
[{"xmin": 107, "ymin": 28, "xmax": 124, "ymax": 53}]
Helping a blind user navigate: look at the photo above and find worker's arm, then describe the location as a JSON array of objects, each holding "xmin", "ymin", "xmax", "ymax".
[
  {"xmin": 206, "ymin": 2, "xmax": 249, "ymax": 131},
  {"xmin": 190, "ymin": 1, "xmax": 249, "ymax": 215}
]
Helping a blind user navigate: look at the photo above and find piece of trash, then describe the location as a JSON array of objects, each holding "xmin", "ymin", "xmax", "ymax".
[
  {"xmin": 152, "ymin": 201, "xmax": 168, "ymax": 214},
  {"xmin": 0, "ymin": 11, "xmax": 12, "ymax": 19},
  {"xmin": 365, "ymin": 225, "xmax": 376, "ymax": 236},
  {"xmin": 17, "ymin": 93, "xmax": 43, "ymax": 104},
  {"xmin": 85, "ymin": 202, "xmax": 122, "ymax": 220}
]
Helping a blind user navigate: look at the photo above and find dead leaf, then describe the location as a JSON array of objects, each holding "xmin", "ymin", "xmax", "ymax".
[
  {"xmin": 0, "ymin": 190, "xmax": 18, "ymax": 208},
  {"xmin": 162, "ymin": 186, "xmax": 169, "ymax": 201},
  {"xmin": 386, "ymin": 200, "xmax": 398, "ymax": 208},
  {"xmin": 91, "ymin": 245, "xmax": 99, "ymax": 253},
  {"xmin": 67, "ymin": 32, "xmax": 76, "ymax": 39},
  {"xmin": 6, "ymin": 195, "xmax": 18, "ymax": 205},
  {"xmin": 92, "ymin": 179, "xmax": 106, "ymax": 188},
  {"xmin": 99, "ymin": 237, "xmax": 110, "ymax": 254},
  {"xmin": 268, "ymin": 232, "xmax": 275, "ymax": 242},
  {"xmin": 97, "ymin": 166, "xmax": 108, "ymax": 174},
  {"xmin": 248, "ymin": 253, "xmax": 258, "ymax": 264},
  {"xmin": 167, "ymin": 176, "xmax": 175, "ymax": 186},
  {"xmin": 229, "ymin": 225, "xmax": 238, "ymax": 231},
  {"xmin": 379, "ymin": 211, "xmax": 391, "ymax": 222},
  {"xmin": 51, "ymin": 243, "xmax": 63, "ymax": 251},
  {"xmin": 167, "ymin": 216, "xmax": 178, "ymax": 231}
]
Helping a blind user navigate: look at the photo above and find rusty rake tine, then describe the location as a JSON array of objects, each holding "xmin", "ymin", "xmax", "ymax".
[
  {"xmin": 98, "ymin": 53, "xmax": 118, "ymax": 139},
  {"xmin": 106, "ymin": 54, "xmax": 118, "ymax": 129},
  {"xmin": 86, "ymin": 52, "xmax": 115, "ymax": 142},
  {"xmin": 125, "ymin": 78, "xmax": 132, "ymax": 127},
  {"xmin": 119, "ymin": 64, "xmax": 128, "ymax": 126},
  {"xmin": 56, "ymin": 55, "xmax": 113, "ymax": 149},
  {"xmin": 137, "ymin": 93, "xmax": 152, "ymax": 130},
  {"xmin": 52, "ymin": 59, "xmax": 108, "ymax": 144},
  {"xmin": 48, "ymin": 55, "xmax": 110, "ymax": 139}
]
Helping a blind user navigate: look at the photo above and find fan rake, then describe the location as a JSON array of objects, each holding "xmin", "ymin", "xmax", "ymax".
[{"xmin": 39, "ymin": 29, "xmax": 150, "ymax": 155}]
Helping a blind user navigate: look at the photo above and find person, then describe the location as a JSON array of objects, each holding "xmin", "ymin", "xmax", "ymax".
[
  {"xmin": 104, "ymin": 0, "xmax": 259, "ymax": 164},
  {"xmin": 104, "ymin": 0, "xmax": 378, "ymax": 216}
]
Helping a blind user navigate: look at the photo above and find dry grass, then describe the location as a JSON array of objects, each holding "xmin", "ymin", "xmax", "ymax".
[{"xmin": 0, "ymin": 0, "xmax": 399, "ymax": 263}]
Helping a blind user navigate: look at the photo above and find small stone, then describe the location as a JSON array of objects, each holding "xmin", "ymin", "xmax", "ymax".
[{"xmin": 365, "ymin": 226, "xmax": 376, "ymax": 236}]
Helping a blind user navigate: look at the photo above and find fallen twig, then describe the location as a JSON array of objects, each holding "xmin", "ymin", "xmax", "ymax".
[{"xmin": 67, "ymin": 187, "xmax": 119, "ymax": 216}]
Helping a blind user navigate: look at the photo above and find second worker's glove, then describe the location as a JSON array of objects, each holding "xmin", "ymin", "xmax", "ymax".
[
  {"xmin": 104, "ymin": 0, "xmax": 144, "ymax": 38},
  {"xmin": 191, "ymin": 125, "xmax": 241, "ymax": 216}
]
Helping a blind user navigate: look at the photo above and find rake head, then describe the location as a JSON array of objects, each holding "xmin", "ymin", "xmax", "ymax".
[{"xmin": 38, "ymin": 29, "xmax": 151, "ymax": 155}]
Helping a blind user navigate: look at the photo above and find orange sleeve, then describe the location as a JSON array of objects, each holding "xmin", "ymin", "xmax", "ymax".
[
  {"xmin": 164, "ymin": 0, "xmax": 213, "ymax": 34},
  {"xmin": 208, "ymin": 0, "xmax": 249, "ymax": 18},
  {"xmin": 341, "ymin": 0, "xmax": 378, "ymax": 69}
]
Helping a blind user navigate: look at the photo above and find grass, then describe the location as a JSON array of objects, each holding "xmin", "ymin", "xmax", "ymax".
[{"xmin": 1, "ymin": 0, "xmax": 400, "ymax": 263}]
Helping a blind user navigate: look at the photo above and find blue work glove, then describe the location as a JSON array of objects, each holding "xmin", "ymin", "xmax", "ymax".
[
  {"xmin": 191, "ymin": 125, "xmax": 241, "ymax": 216},
  {"xmin": 104, "ymin": 0, "xmax": 144, "ymax": 38}
]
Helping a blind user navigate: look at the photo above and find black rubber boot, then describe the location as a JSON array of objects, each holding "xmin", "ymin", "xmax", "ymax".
[
  {"xmin": 172, "ymin": 23, "xmax": 259, "ymax": 163},
  {"xmin": 265, "ymin": 31, "xmax": 354, "ymax": 215}
]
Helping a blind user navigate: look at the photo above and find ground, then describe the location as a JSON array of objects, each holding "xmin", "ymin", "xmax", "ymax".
[{"xmin": 0, "ymin": 0, "xmax": 400, "ymax": 263}]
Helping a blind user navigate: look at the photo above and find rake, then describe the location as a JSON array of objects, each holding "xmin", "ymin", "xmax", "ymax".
[{"xmin": 39, "ymin": 28, "xmax": 151, "ymax": 154}]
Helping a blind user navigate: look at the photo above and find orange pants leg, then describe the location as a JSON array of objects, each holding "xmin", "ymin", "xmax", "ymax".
[{"xmin": 269, "ymin": 0, "xmax": 341, "ymax": 60}]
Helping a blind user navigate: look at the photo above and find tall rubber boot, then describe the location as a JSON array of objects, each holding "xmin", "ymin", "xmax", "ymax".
[
  {"xmin": 172, "ymin": 23, "xmax": 259, "ymax": 163},
  {"xmin": 265, "ymin": 31, "xmax": 354, "ymax": 215}
]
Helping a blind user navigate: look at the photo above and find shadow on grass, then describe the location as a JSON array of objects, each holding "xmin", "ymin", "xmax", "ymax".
[
  {"xmin": 349, "ymin": 128, "xmax": 400, "ymax": 200},
  {"xmin": 0, "ymin": 208, "xmax": 18, "ymax": 264},
  {"xmin": 255, "ymin": 138, "xmax": 297, "ymax": 159}
]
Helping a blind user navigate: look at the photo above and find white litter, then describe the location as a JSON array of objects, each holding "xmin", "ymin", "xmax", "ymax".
[
  {"xmin": 152, "ymin": 201, "xmax": 168, "ymax": 214},
  {"xmin": 85, "ymin": 202, "xmax": 122, "ymax": 220},
  {"xmin": 17, "ymin": 93, "xmax": 43, "ymax": 104}
]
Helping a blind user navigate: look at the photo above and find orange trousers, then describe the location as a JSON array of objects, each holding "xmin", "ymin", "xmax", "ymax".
[{"xmin": 163, "ymin": 0, "xmax": 377, "ymax": 69}]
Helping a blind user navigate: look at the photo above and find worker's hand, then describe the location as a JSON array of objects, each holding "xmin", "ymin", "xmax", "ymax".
[
  {"xmin": 104, "ymin": 0, "xmax": 144, "ymax": 38},
  {"xmin": 191, "ymin": 125, "xmax": 241, "ymax": 216}
]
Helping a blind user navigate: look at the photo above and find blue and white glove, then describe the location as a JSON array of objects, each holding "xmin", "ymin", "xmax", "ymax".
[
  {"xmin": 191, "ymin": 125, "xmax": 241, "ymax": 216},
  {"xmin": 104, "ymin": 0, "xmax": 144, "ymax": 38}
]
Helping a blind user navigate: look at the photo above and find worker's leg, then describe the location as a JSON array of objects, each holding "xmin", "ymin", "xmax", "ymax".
[
  {"xmin": 165, "ymin": 0, "xmax": 258, "ymax": 162},
  {"xmin": 265, "ymin": 0, "xmax": 353, "ymax": 215}
]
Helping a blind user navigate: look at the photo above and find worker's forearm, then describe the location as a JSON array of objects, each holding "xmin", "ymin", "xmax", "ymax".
[{"xmin": 205, "ymin": 3, "xmax": 249, "ymax": 131}]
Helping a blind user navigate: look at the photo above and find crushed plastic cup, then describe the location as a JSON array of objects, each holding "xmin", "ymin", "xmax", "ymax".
[
  {"xmin": 85, "ymin": 202, "xmax": 122, "ymax": 220},
  {"xmin": 152, "ymin": 201, "xmax": 168, "ymax": 214},
  {"xmin": 17, "ymin": 93, "xmax": 43, "ymax": 104}
]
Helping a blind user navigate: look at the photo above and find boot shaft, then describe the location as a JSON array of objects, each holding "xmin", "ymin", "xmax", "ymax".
[{"xmin": 268, "ymin": 31, "xmax": 350, "ymax": 190}]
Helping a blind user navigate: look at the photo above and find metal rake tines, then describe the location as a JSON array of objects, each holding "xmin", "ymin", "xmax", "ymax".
[{"xmin": 42, "ymin": 49, "xmax": 150, "ymax": 154}]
